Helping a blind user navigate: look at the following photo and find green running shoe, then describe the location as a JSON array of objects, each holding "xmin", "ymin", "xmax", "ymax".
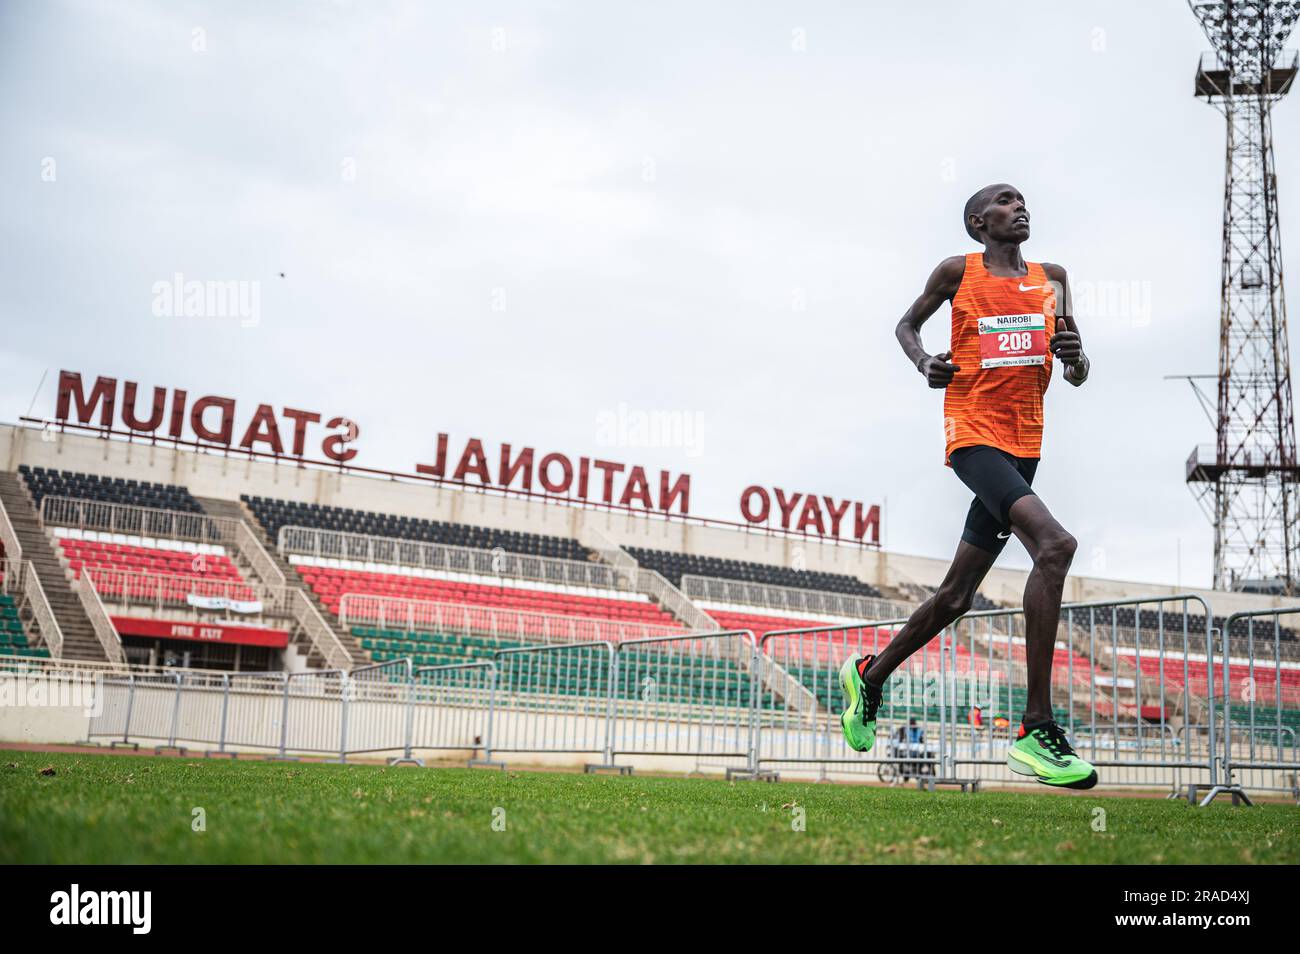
[
  {"xmin": 838, "ymin": 655, "xmax": 882, "ymax": 753},
  {"xmin": 1006, "ymin": 721, "xmax": 1098, "ymax": 789}
]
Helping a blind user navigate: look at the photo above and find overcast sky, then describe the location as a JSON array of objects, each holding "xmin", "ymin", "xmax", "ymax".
[{"xmin": 2, "ymin": 0, "xmax": 1298, "ymax": 590}]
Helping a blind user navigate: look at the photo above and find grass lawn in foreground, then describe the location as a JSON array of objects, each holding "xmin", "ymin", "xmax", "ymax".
[{"xmin": 1, "ymin": 749, "xmax": 1295, "ymax": 864}]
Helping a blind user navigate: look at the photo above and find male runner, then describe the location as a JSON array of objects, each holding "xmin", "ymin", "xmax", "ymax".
[{"xmin": 839, "ymin": 183, "xmax": 1097, "ymax": 789}]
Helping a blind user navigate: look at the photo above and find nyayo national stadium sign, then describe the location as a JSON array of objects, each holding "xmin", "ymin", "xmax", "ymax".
[{"xmin": 49, "ymin": 370, "xmax": 880, "ymax": 544}]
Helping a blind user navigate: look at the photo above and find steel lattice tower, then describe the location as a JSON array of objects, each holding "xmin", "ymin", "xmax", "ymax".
[{"xmin": 1186, "ymin": 1, "xmax": 1300, "ymax": 593}]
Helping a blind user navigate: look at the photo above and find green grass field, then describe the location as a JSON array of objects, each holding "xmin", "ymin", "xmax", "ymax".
[{"xmin": 2, "ymin": 749, "xmax": 1296, "ymax": 864}]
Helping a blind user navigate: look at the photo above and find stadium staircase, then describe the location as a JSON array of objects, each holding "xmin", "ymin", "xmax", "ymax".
[
  {"xmin": 197, "ymin": 496, "xmax": 368, "ymax": 669},
  {"xmin": 0, "ymin": 472, "xmax": 107, "ymax": 662}
]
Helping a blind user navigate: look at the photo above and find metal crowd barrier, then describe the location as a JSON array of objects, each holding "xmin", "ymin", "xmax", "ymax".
[
  {"xmin": 612, "ymin": 630, "xmax": 761, "ymax": 779},
  {"xmin": 758, "ymin": 620, "xmax": 948, "ymax": 786},
  {"xmin": 409, "ymin": 661, "xmax": 501, "ymax": 768},
  {"xmin": 757, "ymin": 595, "xmax": 1221, "ymax": 796},
  {"xmin": 128, "ymin": 672, "xmax": 187, "ymax": 754},
  {"xmin": 491, "ymin": 641, "xmax": 618, "ymax": 771},
  {"xmin": 86, "ymin": 673, "xmax": 136, "ymax": 749},
  {"xmin": 63, "ymin": 596, "xmax": 1300, "ymax": 805},
  {"xmin": 346, "ymin": 659, "xmax": 414, "ymax": 761},
  {"xmin": 219, "ymin": 672, "xmax": 290, "ymax": 755},
  {"xmin": 1200, "ymin": 607, "xmax": 1300, "ymax": 805},
  {"xmin": 946, "ymin": 595, "xmax": 1218, "ymax": 796},
  {"xmin": 275, "ymin": 670, "xmax": 348, "ymax": 761},
  {"xmin": 169, "ymin": 672, "xmax": 228, "ymax": 755}
]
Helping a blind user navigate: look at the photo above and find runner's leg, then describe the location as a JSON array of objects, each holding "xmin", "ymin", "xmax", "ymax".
[
  {"xmin": 1006, "ymin": 494, "xmax": 1077, "ymax": 724},
  {"xmin": 864, "ymin": 539, "xmax": 996, "ymax": 685}
]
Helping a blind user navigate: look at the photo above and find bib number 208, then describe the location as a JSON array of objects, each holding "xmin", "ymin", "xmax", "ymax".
[{"xmin": 978, "ymin": 314, "xmax": 1048, "ymax": 369}]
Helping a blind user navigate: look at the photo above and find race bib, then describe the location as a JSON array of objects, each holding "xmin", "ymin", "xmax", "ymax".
[{"xmin": 978, "ymin": 314, "xmax": 1047, "ymax": 368}]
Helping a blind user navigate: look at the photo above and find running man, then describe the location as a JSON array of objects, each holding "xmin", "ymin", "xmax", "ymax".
[{"xmin": 839, "ymin": 184, "xmax": 1097, "ymax": 789}]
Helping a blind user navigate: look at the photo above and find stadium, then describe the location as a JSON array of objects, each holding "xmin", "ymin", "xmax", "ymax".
[{"xmin": 2, "ymin": 1, "xmax": 1299, "ymax": 902}]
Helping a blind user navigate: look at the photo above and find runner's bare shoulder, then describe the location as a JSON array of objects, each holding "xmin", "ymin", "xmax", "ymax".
[
  {"xmin": 1040, "ymin": 262, "xmax": 1067, "ymax": 283},
  {"xmin": 929, "ymin": 255, "xmax": 967, "ymax": 301}
]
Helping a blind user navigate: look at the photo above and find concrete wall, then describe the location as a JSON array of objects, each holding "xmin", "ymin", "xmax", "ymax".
[{"xmin": 0, "ymin": 698, "xmax": 90, "ymax": 744}]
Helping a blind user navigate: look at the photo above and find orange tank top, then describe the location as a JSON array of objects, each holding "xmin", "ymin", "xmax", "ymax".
[{"xmin": 943, "ymin": 252, "xmax": 1057, "ymax": 463}]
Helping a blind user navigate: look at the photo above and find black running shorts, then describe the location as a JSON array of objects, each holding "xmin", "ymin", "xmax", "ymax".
[{"xmin": 949, "ymin": 445, "xmax": 1039, "ymax": 555}]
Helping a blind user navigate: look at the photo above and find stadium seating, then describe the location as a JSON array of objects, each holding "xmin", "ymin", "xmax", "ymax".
[
  {"xmin": 57, "ymin": 536, "xmax": 257, "ymax": 608},
  {"xmin": 299, "ymin": 566, "xmax": 679, "ymax": 627},
  {"xmin": 628, "ymin": 546, "xmax": 882, "ymax": 597},
  {"xmin": 358, "ymin": 626, "xmax": 526, "ymax": 667},
  {"xmin": 1000, "ymin": 639, "xmax": 1100, "ymax": 687},
  {"xmin": 361, "ymin": 626, "xmax": 758, "ymax": 706},
  {"xmin": 707, "ymin": 608, "xmax": 845, "ymax": 637},
  {"xmin": 1227, "ymin": 703, "xmax": 1300, "ymax": 732},
  {"xmin": 243, "ymin": 495, "xmax": 591, "ymax": 561},
  {"xmin": 713, "ymin": 609, "xmax": 1009, "ymax": 669},
  {"xmin": 1064, "ymin": 604, "xmax": 1296, "ymax": 644},
  {"xmin": 1116, "ymin": 650, "xmax": 1300, "ymax": 705},
  {"xmin": 0, "ymin": 594, "xmax": 49, "ymax": 658},
  {"xmin": 60, "ymin": 538, "xmax": 242, "ymax": 581},
  {"xmin": 19, "ymin": 465, "xmax": 203, "ymax": 513}
]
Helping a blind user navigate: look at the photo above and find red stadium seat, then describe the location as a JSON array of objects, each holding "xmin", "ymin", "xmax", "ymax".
[{"xmin": 300, "ymin": 565, "xmax": 681, "ymax": 629}]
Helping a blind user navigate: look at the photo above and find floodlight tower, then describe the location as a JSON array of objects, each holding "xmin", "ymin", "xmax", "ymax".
[{"xmin": 1186, "ymin": 1, "xmax": 1300, "ymax": 593}]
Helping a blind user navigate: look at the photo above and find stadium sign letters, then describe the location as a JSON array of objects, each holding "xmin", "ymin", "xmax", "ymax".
[
  {"xmin": 53, "ymin": 371, "xmax": 879, "ymax": 543},
  {"xmin": 419, "ymin": 435, "xmax": 879, "ymax": 542},
  {"xmin": 56, "ymin": 370, "xmax": 359, "ymax": 462},
  {"xmin": 740, "ymin": 485, "xmax": 879, "ymax": 542},
  {"xmin": 417, "ymin": 433, "xmax": 691, "ymax": 515}
]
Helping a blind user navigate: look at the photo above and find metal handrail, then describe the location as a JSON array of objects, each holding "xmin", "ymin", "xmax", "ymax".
[
  {"xmin": 39, "ymin": 495, "xmax": 238, "ymax": 544},
  {"xmin": 81, "ymin": 566, "xmax": 293, "ymax": 618},
  {"xmin": 680, "ymin": 573, "xmax": 909, "ymax": 622},
  {"xmin": 74, "ymin": 572, "xmax": 128, "ymax": 669},
  {"xmin": 278, "ymin": 525, "xmax": 626, "ymax": 591},
  {"xmin": 578, "ymin": 524, "xmax": 640, "ymax": 588},
  {"xmin": 235, "ymin": 520, "xmax": 287, "ymax": 590},
  {"xmin": 0, "ymin": 496, "xmax": 22, "ymax": 566},
  {"xmin": 290, "ymin": 589, "xmax": 354, "ymax": 672},
  {"xmin": 0, "ymin": 652, "xmax": 273, "ymax": 681},
  {"xmin": 0, "ymin": 557, "xmax": 23, "ymax": 598},
  {"xmin": 634, "ymin": 568, "xmax": 714, "ymax": 631},
  {"xmin": 338, "ymin": 593, "xmax": 687, "ymax": 644},
  {"xmin": 23, "ymin": 560, "xmax": 64, "ymax": 658}
]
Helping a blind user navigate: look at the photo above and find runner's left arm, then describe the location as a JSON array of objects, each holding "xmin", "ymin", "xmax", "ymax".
[{"xmin": 1043, "ymin": 263, "xmax": 1088, "ymax": 387}]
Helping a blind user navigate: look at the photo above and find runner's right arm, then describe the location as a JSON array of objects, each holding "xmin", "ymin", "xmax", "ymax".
[{"xmin": 895, "ymin": 255, "xmax": 966, "ymax": 389}]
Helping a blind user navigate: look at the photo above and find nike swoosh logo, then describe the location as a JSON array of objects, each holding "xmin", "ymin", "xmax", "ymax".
[
  {"xmin": 1018, "ymin": 283, "xmax": 1041, "ymax": 292},
  {"xmin": 1015, "ymin": 748, "xmax": 1071, "ymax": 770},
  {"xmin": 997, "ymin": 530, "xmax": 1012, "ymax": 539}
]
